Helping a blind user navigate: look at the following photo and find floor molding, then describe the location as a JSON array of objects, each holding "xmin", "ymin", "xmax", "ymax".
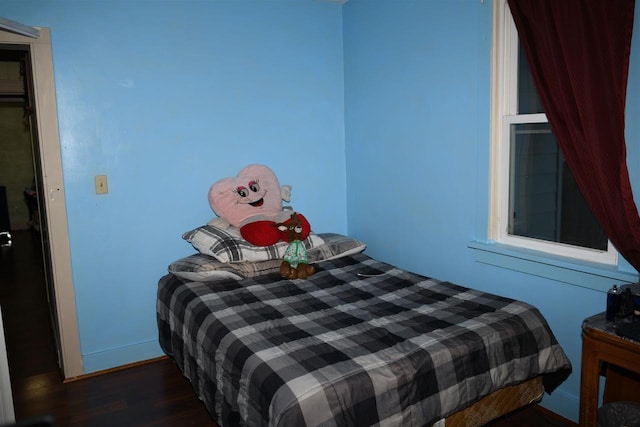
[
  {"xmin": 534, "ymin": 405, "xmax": 578, "ymax": 427},
  {"xmin": 63, "ymin": 356, "xmax": 169, "ymax": 383}
]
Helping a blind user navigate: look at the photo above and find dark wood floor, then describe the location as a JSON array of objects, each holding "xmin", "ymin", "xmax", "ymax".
[
  {"xmin": 1, "ymin": 230, "xmax": 577, "ymax": 426},
  {"xmin": 0, "ymin": 229, "xmax": 58, "ymax": 381}
]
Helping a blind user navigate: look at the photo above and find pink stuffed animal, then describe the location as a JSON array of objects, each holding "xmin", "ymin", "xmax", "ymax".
[{"xmin": 208, "ymin": 164, "xmax": 310, "ymax": 246}]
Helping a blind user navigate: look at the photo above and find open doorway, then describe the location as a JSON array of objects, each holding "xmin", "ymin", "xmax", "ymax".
[
  {"xmin": 0, "ymin": 26, "xmax": 82, "ymax": 389},
  {"xmin": 0, "ymin": 47, "xmax": 60, "ymax": 385}
]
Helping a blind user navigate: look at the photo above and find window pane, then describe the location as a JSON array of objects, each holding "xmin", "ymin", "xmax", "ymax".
[
  {"xmin": 509, "ymin": 123, "xmax": 607, "ymax": 251},
  {"xmin": 517, "ymin": 41, "xmax": 545, "ymax": 114}
]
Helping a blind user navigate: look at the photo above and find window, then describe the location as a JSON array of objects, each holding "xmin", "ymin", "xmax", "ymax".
[{"xmin": 489, "ymin": 0, "xmax": 616, "ymax": 265}]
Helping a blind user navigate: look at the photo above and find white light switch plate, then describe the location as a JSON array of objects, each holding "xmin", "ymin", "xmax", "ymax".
[{"xmin": 95, "ymin": 175, "xmax": 108, "ymax": 194}]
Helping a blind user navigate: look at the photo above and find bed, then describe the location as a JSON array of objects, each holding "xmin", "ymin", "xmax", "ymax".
[{"xmin": 157, "ymin": 231, "xmax": 571, "ymax": 427}]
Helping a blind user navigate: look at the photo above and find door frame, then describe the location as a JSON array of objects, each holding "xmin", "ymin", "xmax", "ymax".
[
  {"xmin": 0, "ymin": 306, "xmax": 14, "ymax": 423},
  {"xmin": 1, "ymin": 28, "xmax": 82, "ymax": 378}
]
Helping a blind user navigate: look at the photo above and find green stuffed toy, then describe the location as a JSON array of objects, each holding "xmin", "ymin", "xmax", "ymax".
[{"xmin": 276, "ymin": 213, "xmax": 315, "ymax": 279}]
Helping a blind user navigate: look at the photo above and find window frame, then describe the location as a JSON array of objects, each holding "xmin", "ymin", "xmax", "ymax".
[{"xmin": 489, "ymin": 0, "xmax": 618, "ymax": 265}]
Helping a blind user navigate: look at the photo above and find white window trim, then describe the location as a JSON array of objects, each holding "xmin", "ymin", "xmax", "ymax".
[{"xmin": 489, "ymin": 0, "xmax": 618, "ymax": 266}]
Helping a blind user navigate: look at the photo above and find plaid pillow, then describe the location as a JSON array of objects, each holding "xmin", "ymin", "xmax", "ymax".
[
  {"xmin": 306, "ymin": 233, "xmax": 366, "ymax": 261},
  {"xmin": 168, "ymin": 254, "xmax": 282, "ymax": 281},
  {"xmin": 182, "ymin": 224, "xmax": 325, "ymax": 263},
  {"xmin": 170, "ymin": 233, "xmax": 366, "ymax": 281}
]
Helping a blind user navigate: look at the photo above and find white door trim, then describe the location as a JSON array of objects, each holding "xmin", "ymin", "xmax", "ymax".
[
  {"xmin": 0, "ymin": 306, "xmax": 15, "ymax": 424},
  {"xmin": 1, "ymin": 27, "xmax": 83, "ymax": 378}
]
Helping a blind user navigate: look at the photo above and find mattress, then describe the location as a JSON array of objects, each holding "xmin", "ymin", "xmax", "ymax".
[{"xmin": 157, "ymin": 253, "xmax": 571, "ymax": 426}]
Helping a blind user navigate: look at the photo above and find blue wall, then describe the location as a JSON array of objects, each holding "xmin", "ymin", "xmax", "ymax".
[
  {"xmin": 344, "ymin": 0, "xmax": 640, "ymax": 422},
  {"xmin": 3, "ymin": 0, "xmax": 640, "ymax": 423},
  {"xmin": 2, "ymin": 1, "xmax": 347, "ymax": 372}
]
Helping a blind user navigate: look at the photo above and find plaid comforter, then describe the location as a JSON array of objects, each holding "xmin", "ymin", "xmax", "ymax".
[{"xmin": 157, "ymin": 254, "xmax": 571, "ymax": 427}]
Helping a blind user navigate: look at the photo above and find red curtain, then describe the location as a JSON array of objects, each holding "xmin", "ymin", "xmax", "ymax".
[{"xmin": 507, "ymin": 0, "xmax": 640, "ymax": 272}]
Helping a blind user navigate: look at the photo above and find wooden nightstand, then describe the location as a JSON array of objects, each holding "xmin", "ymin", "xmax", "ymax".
[{"xmin": 580, "ymin": 313, "xmax": 640, "ymax": 426}]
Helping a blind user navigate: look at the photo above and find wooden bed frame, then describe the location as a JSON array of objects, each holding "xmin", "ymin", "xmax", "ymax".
[{"xmin": 437, "ymin": 376, "xmax": 544, "ymax": 426}]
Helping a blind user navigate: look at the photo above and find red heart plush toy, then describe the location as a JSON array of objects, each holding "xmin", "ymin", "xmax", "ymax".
[{"xmin": 208, "ymin": 164, "xmax": 310, "ymax": 246}]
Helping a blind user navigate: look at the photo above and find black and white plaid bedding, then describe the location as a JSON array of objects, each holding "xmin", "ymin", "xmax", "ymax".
[{"xmin": 157, "ymin": 253, "xmax": 571, "ymax": 427}]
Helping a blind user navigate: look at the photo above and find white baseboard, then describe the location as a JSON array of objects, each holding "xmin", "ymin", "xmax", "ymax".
[
  {"xmin": 540, "ymin": 387, "xmax": 579, "ymax": 424},
  {"xmin": 80, "ymin": 339, "xmax": 164, "ymax": 375}
]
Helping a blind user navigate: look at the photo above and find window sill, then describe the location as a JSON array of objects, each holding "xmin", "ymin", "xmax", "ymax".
[{"xmin": 468, "ymin": 241, "xmax": 639, "ymax": 291}]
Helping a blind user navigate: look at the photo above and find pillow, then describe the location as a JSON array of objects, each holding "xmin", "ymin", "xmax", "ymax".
[
  {"xmin": 307, "ymin": 233, "xmax": 366, "ymax": 262},
  {"xmin": 182, "ymin": 224, "xmax": 325, "ymax": 263},
  {"xmin": 169, "ymin": 233, "xmax": 366, "ymax": 281},
  {"xmin": 168, "ymin": 254, "xmax": 281, "ymax": 281}
]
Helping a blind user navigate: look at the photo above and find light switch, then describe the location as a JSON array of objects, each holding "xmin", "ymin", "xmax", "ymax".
[{"xmin": 95, "ymin": 175, "xmax": 108, "ymax": 194}]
